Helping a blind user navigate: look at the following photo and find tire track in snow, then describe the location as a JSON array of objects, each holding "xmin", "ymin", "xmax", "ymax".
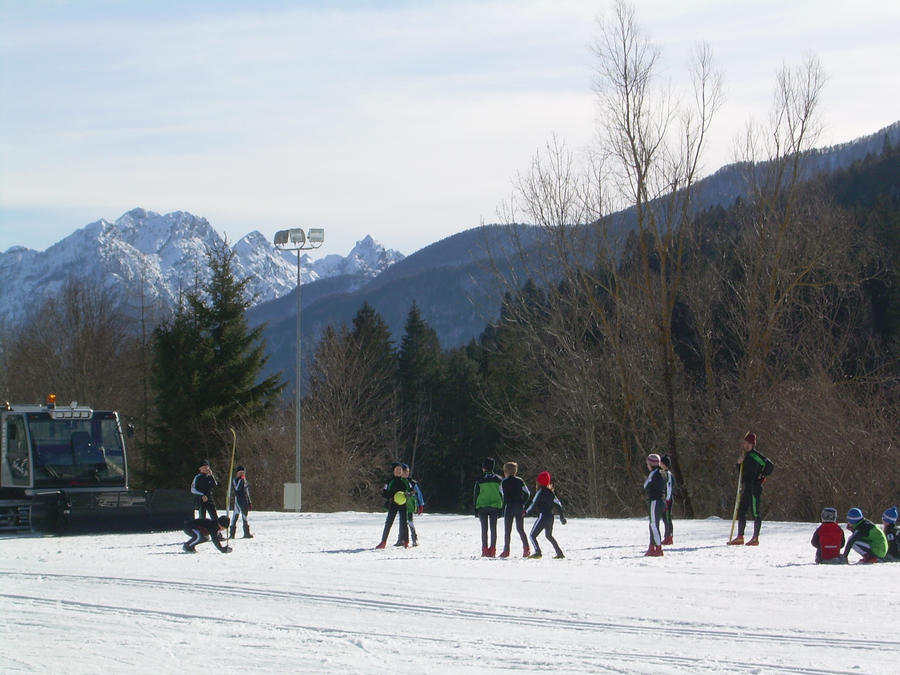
[
  {"xmin": 2, "ymin": 570, "xmax": 896, "ymax": 658},
  {"xmin": 0, "ymin": 590, "xmax": 860, "ymax": 675}
]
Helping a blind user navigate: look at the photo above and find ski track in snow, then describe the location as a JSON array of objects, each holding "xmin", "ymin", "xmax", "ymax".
[{"xmin": 0, "ymin": 512, "xmax": 897, "ymax": 674}]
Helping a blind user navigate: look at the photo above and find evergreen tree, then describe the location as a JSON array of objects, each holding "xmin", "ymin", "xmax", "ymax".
[
  {"xmin": 397, "ymin": 302, "xmax": 443, "ymax": 473},
  {"xmin": 148, "ymin": 241, "xmax": 283, "ymax": 487}
]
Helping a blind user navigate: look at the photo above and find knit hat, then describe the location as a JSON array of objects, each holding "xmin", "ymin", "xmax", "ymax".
[
  {"xmin": 537, "ymin": 471, "xmax": 551, "ymax": 487},
  {"xmin": 200, "ymin": 459, "xmax": 210, "ymax": 467},
  {"xmin": 482, "ymin": 457, "xmax": 495, "ymax": 472},
  {"xmin": 883, "ymin": 506, "xmax": 899, "ymax": 524},
  {"xmin": 217, "ymin": 515, "xmax": 230, "ymax": 528},
  {"xmin": 647, "ymin": 453, "xmax": 661, "ymax": 467},
  {"xmin": 390, "ymin": 461, "xmax": 402, "ymax": 469},
  {"xmin": 743, "ymin": 432, "xmax": 756, "ymax": 446},
  {"xmin": 820, "ymin": 507, "xmax": 837, "ymax": 523},
  {"xmin": 400, "ymin": 463, "xmax": 409, "ymax": 471},
  {"xmin": 660, "ymin": 454, "xmax": 671, "ymax": 469},
  {"xmin": 235, "ymin": 465, "xmax": 245, "ymax": 473},
  {"xmin": 846, "ymin": 507, "xmax": 864, "ymax": 526}
]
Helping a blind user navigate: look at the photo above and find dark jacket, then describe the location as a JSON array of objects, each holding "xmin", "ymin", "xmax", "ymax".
[
  {"xmin": 191, "ymin": 472, "xmax": 217, "ymax": 499},
  {"xmin": 526, "ymin": 487, "xmax": 565, "ymax": 521},
  {"xmin": 382, "ymin": 476, "xmax": 410, "ymax": 507},
  {"xmin": 501, "ymin": 475, "xmax": 531, "ymax": 509},
  {"xmin": 185, "ymin": 517, "xmax": 229, "ymax": 552},
  {"xmin": 644, "ymin": 468, "xmax": 667, "ymax": 501},
  {"xmin": 232, "ymin": 475, "xmax": 251, "ymax": 511},
  {"xmin": 884, "ymin": 523, "xmax": 900, "ymax": 561},
  {"xmin": 740, "ymin": 449, "xmax": 774, "ymax": 484}
]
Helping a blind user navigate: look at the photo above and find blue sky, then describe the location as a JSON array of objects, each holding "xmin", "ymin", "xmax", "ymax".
[{"xmin": 1, "ymin": 0, "xmax": 898, "ymax": 258}]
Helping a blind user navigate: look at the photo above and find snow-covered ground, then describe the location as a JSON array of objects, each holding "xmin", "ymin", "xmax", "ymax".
[{"xmin": 1, "ymin": 512, "xmax": 897, "ymax": 674}]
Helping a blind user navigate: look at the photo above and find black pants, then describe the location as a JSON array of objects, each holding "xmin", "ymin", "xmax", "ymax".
[
  {"xmin": 529, "ymin": 512, "xmax": 563, "ymax": 556},
  {"xmin": 737, "ymin": 480, "xmax": 763, "ymax": 538},
  {"xmin": 478, "ymin": 507, "xmax": 500, "ymax": 549},
  {"xmin": 648, "ymin": 498, "xmax": 665, "ymax": 546},
  {"xmin": 198, "ymin": 498, "xmax": 218, "ymax": 521},
  {"xmin": 381, "ymin": 503, "xmax": 408, "ymax": 544},
  {"xmin": 183, "ymin": 526, "xmax": 206, "ymax": 550},
  {"xmin": 663, "ymin": 500, "xmax": 674, "ymax": 538},
  {"xmin": 503, "ymin": 504, "xmax": 529, "ymax": 552}
]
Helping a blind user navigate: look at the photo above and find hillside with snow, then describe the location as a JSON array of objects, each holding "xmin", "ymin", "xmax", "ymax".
[
  {"xmin": 0, "ymin": 209, "xmax": 403, "ymax": 326},
  {"xmin": 1, "ymin": 512, "xmax": 897, "ymax": 673}
]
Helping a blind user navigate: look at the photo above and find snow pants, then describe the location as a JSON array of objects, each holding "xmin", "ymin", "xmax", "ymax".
[
  {"xmin": 648, "ymin": 498, "xmax": 665, "ymax": 546},
  {"xmin": 478, "ymin": 507, "xmax": 500, "ymax": 550},
  {"xmin": 381, "ymin": 502, "xmax": 409, "ymax": 544},
  {"xmin": 736, "ymin": 480, "xmax": 762, "ymax": 538},
  {"xmin": 503, "ymin": 504, "xmax": 529, "ymax": 553},
  {"xmin": 529, "ymin": 512, "xmax": 563, "ymax": 556}
]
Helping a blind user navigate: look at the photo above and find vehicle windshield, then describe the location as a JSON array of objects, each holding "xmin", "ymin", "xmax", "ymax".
[{"xmin": 27, "ymin": 412, "xmax": 127, "ymax": 488}]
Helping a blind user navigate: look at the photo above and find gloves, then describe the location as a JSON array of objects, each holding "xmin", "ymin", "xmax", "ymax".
[
  {"xmin": 759, "ymin": 476, "xmax": 767, "ymax": 485},
  {"xmin": 416, "ymin": 506, "xmax": 423, "ymax": 515},
  {"xmin": 560, "ymin": 517, "xmax": 567, "ymax": 525}
]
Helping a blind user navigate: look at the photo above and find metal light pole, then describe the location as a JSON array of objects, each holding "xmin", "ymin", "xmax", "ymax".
[{"xmin": 273, "ymin": 227, "xmax": 324, "ymax": 511}]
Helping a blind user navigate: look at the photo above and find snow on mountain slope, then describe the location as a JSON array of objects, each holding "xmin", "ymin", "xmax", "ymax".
[
  {"xmin": 0, "ymin": 209, "xmax": 404, "ymax": 325},
  {"xmin": 0, "ymin": 513, "xmax": 896, "ymax": 673}
]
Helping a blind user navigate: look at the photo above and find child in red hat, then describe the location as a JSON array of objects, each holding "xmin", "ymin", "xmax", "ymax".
[{"xmin": 525, "ymin": 471, "xmax": 567, "ymax": 559}]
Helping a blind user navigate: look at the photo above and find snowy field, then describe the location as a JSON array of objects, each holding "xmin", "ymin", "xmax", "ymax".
[{"xmin": 1, "ymin": 512, "xmax": 898, "ymax": 674}]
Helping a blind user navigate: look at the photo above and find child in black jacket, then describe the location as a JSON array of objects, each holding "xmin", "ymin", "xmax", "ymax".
[
  {"xmin": 644, "ymin": 454, "xmax": 666, "ymax": 557},
  {"xmin": 500, "ymin": 461, "xmax": 531, "ymax": 558},
  {"xmin": 882, "ymin": 506, "xmax": 899, "ymax": 562},
  {"xmin": 376, "ymin": 462, "xmax": 410, "ymax": 549},
  {"xmin": 525, "ymin": 471, "xmax": 566, "ymax": 559},
  {"xmin": 183, "ymin": 515, "xmax": 232, "ymax": 553}
]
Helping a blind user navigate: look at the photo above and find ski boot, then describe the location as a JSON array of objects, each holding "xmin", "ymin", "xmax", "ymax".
[
  {"xmin": 481, "ymin": 546, "xmax": 490, "ymax": 557},
  {"xmin": 375, "ymin": 540, "xmax": 387, "ymax": 549},
  {"xmin": 487, "ymin": 546, "xmax": 496, "ymax": 558},
  {"xmin": 644, "ymin": 544, "xmax": 663, "ymax": 557},
  {"xmin": 529, "ymin": 552, "xmax": 543, "ymax": 559},
  {"xmin": 553, "ymin": 552, "xmax": 565, "ymax": 559},
  {"xmin": 661, "ymin": 535, "xmax": 673, "ymax": 545},
  {"xmin": 411, "ymin": 534, "xmax": 418, "ymax": 547},
  {"xmin": 229, "ymin": 525, "xmax": 236, "ymax": 540},
  {"xmin": 727, "ymin": 536, "xmax": 744, "ymax": 545},
  {"xmin": 182, "ymin": 543, "xmax": 196, "ymax": 553},
  {"xmin": 498, "ymin": 549, "xmax": 510, "ymax": 558},
  {"xmin": 859, "ymin": 553, "xmax": 879, "ymax": 563},
  {"xmin": 523, "ymin": 547, "xmax": 531, "ymax": 558},
  {"xmin": 745, "ymin": 536, "xmax": 759, "ymax": 546},
  {"xmin": 243, "ymin": 524, "xmax": 253, "ymax": 539}
]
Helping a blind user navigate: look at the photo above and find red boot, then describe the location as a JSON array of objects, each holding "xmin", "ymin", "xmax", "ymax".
[
  {"xmin": 487, "ymin": 546, "xmax": 496, "ymax": 558},
  {"xmin": 481, "ymin": 546, "xmax": 489, "ymax": 557},
  {"xmin": 745, "ymin": 537, "xmax": 759, "ymax": 546},
  {"xmin": 644, "ymin": 544, "xmax": 663, "ymax": 557},
  {"xmin": 523, "ymin": 547, "xmax": 531, "ymax": 558},
  {"xmin": 375, "ymin": 541, "xmax": 386, "ymax": 549},
  {"xmin": 499, "ymin": 549, "xmax": 510, "ymax": 558},
  {"xmin": 661, "ymin": 535, "xmax": 673, "ymax": 545},
  {"xmin": 727, "ymin": 536, "xmax": 744, "ymax": 545}
]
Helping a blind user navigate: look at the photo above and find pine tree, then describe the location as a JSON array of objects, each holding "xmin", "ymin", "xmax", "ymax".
[{"xmin": 148, "ymin": 241, "xmax": 283, "ymax": 487}]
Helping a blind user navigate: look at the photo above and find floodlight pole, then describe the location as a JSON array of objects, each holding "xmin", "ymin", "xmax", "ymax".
[{"xmin": 273, "ymin": 227, "xmax": 324, "ymax": 511}]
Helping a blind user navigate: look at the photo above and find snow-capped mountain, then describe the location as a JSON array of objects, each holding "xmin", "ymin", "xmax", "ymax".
[{"xmin": 0, "ymin": 208, "xmax": 404, "ymax": 326}]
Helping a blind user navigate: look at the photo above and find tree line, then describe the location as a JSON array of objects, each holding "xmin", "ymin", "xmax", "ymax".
[{"xmin": 1, "ymin": 2, "xmax": 896, "ymax": 519}]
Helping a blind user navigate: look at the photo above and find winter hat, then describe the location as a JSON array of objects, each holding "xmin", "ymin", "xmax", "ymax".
[
  {"xmin": 820, "ymin": 507, "xmax": 837, "ymax": 523},
  {"xmin": 647, "ymin": 453, "xmax": 661, "ymax": 467},
  {"xmin": 235, "ymin": 465, "xmax": 245, "ymax": 473},
  {"xmin": 217, "ymin": 515, "xmax": 230, "ymax": 528},
  {"xmin": 400, "ymin": 463, "xmax": 410, "ymax": 471},
  {"xmin": 537, "ymin": 471, "xmax": 552, "ymax": 487},
  {"xmin": 660, "ymin": 454, "xmax": 671, "ymax": 469},
  {"xmin": 390, "ymin": 461, "xmax": 402, "ymax": 469},
  {"xmin": 482, "ymin": 457, "xmax": 495, "ymax": 472},
  {"xmin": 883, "ymin": 506, "xmax": 899, "ymax": 524},
  {"xmin": 743, "ymin": 432, "xmax": 756, "ymax": 446},
  {"xmin": 846, "ymin": 507, "xmax": 864, "ymax": 526},
  {"xmin": 200, "ymin": 459, "xmax": 210, "ymax": 467}
]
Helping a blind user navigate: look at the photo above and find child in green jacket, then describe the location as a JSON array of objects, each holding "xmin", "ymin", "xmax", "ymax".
[
  {"xmin": 474, "ymin": 457, "xmax": 504, "ymax": 557},
  {"xmin": 843, "ymin": 507, "xmax": 888, "ymax": 563}
]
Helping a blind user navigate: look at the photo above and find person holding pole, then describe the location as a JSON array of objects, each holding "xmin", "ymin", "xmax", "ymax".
[{"xmin": 727, "ymin": 432, "xmax": 774, "ymax": 546}]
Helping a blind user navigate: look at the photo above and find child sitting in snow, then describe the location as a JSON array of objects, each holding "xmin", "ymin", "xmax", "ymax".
[
  {"xmin": 882, "ymin": 506, "xmax": 899, "ymax": 562},
  {"xmin": 810, "ymin": 507, "xmax": 844, "ymax": 564},
  {"xmin": 842, "ymin": 508, "xmax": 888, "ymax": 563}
]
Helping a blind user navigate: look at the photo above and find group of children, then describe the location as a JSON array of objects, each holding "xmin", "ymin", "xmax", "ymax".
[
  {"xmin": 183, "ymin": 461, "xmax": 254, "ymax": 553},
  {"xmin": 811, "ymin": 505, "xmax": 900, "ymax": 564},
  {"xmin": 376, "ymin": 457, "xmax": 568, "ymax": 559},
  {"xmin": 375, "ymin": 462, "xmax": 425, "ymax": 549}
]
